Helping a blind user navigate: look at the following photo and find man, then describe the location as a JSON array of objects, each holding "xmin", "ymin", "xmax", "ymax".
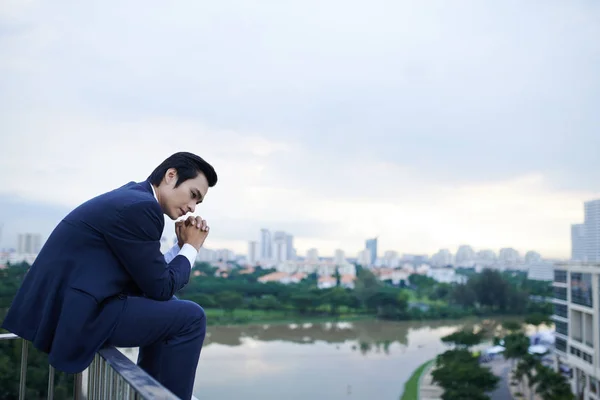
[{"xmin": 1, "ymin": 152, "xmax": 217, "ymax": 400}]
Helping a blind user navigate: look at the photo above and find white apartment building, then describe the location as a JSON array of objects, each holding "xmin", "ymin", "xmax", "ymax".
[
  {"xmin": 552, "ymin": 262, "xmax": 600, "ymax": 399},
  {"xmin": 18, "ymin": 233, "xmax": 42, "ymax": 255},
  {"xmin": 572, "ymin": 224, "xmax": 587, "ymax": 261},
  {"xmin": 247, "ymin": 241, "xmax": 258, "ymax": 265},
  {"xmin": 585, "ymin": 200, "xmax": 600, "ymax": 262},
  {"xmin": 455, "ymin": 245, "xmax": 475, "ymax": 264}
]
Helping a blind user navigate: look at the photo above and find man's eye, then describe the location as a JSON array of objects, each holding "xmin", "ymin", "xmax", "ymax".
[{"xmin": 191, "ymin": 191, "xmax": 196, "ymax": 198}]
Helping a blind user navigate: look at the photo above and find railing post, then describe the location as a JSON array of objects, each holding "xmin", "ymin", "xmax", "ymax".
[
  {"xmin": 19, "ymin": 339, "xmax": 28, "ymax": 400},
  {"xmin": 47, "ymin": 365, "xmax": 55, "ymax": 400},
  {"xmin": 74, "ymin": 372, "xmax": 84, "ymax": 400}
]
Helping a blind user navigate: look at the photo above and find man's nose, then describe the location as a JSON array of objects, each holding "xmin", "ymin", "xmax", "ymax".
[{"xmin": 188, "ymin": 202, "xmax": 196, "ymax": 213}]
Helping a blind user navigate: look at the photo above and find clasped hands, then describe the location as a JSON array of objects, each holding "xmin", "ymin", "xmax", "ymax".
[{"xmin": 175, "ymin": 216, "xmax": 210, "ymax": 251}]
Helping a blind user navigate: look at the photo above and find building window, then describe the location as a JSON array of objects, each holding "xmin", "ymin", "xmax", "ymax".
[
  {"xmin": 556, "ymin": 338, "xmax": 567, "ymax": 352},
  {"xmin": 554, "ymin": 269, "xmax": 567, "ymax": 283},
  {"xmin": 554, "ymin": 286, "xmax": 567, "ymax": 301},
  {"xmin": 553, "ymin": 303, "xmax": 568, "ymax": 318},
  {"xmin": 571, "ymin": 273, "xmax": 593, "ymax": 307},
  {"xmin": 555, "ymin": 321, "xmax": 568, "ymax": 336},
  {"xmin": 590, "ymin": 378, "xmax": 597, "ymax": 394}
]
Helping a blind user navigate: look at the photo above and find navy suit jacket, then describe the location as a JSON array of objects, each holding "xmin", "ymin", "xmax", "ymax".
[{"xmin": 1, "ymin": 181, "xmax": 192, "ymax": 373}]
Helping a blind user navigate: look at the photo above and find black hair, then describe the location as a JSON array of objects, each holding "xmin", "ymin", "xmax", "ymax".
[{"xmin": 148, "ymin": 152, "xmax": 218, "ymax": 188}]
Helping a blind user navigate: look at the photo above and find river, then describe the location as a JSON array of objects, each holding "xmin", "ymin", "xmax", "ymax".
[{"xmin": 120, "ymin": 317, "xmax": 522, "ymax": 400}]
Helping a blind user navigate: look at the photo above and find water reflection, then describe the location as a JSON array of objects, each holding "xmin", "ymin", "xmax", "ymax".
[
  {"xmin": 120, "ymin": 317, "xmax": 523, "ymax": 400},
  {"xmin": 203, "ymin": 317, "xmax": 508, "ymax": 354}
]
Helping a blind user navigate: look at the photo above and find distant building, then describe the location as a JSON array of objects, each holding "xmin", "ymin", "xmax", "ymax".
[
  {"xmin": 499, "ymin": 248, "xmax": 520, "ymax": 264},
  {"xmin": 571, "ymin": 223, "xmax": 586, "ymax": 261},
  {"xmin": 527, "ymin": 262, "xmax": 553, "ymax": 281},
  {"xmin": 431, "ymin": 249, "xmax": 452, "ymax": 267},
  {"xmin": 260, "ymin": 228, "xmax": 272, "ymax": 261},
  {"xmin": 248, "ymin": 241, "xmax": 258, "ymax": 265},
  {"xmin": 455, "ymin": 245, "xmax": 475, "ymax": 264},
  {"xmin": 334, "ymin": 249, "xmax": 346, "ymax": 265},
  {"xmin": 365, "ymin": 237, "xmax": 378, "ymax": 265},
  {"xmin": 525, "ymin": 251, "xmax": 542, "ymax": 264},
  {"xmin": 306, "ymin": 248, "xmax": 319, "ymax": 262},
  {"xmin": 272, "ymin": 231, "xmax": 288, "ymax": 263},
  {"xmin": 584, "ymin": 199, "xmax": 600, "ymax": 262},
  {"xmin": 17, "ymin": 233, "xmax": 42, "ymax": 254}
]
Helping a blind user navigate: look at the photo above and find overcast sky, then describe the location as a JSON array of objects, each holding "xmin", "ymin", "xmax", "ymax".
[{"xmin": 1, "ymin": 0, "xmax": 599, "ymax": 258}]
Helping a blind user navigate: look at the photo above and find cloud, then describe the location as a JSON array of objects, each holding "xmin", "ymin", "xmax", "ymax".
[{"xmin": 1, "ymin": 0, "xmax": 599, "ymax": 257}]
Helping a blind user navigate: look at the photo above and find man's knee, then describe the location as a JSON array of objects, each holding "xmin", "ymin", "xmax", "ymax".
[{"xmin": 181, "ymin": 300, "xmax": 206, "ymax": 332}]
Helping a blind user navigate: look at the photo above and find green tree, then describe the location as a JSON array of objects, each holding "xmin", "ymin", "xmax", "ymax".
[
  {"xmin": 215, "ymin": 291, "xmax": 243, "ymax": 315},
  {"xmin": 503, "ymin": 332, "xmax": 530, "ymax": 368},
  {"xmin": 525, "ymin": 313, "xmax": 552, "ymax": 332},
  {"xmin": 432, "ymin": 349, "xmax": 499, "ymax": 400},
  {"xmin": 441, "ymin": 329, "xmax": 485, "ymax": 349},
  {"xmin": 502, "ymin": 320, "xmax": 523, "ymax": 332},
  {"xmin": 514, "ymin": 354, "xmax": 540, "ymax": 400}
]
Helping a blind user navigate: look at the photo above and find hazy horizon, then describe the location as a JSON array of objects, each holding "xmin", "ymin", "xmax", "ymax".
[{"xmin": 1, "ymin": 1, "xmax": 599, "ymax": 258}]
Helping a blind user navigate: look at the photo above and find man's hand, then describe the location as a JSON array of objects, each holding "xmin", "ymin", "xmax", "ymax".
[{"xmin": 176, "ymin": 216, "xmax": 210, "ymax": 251}]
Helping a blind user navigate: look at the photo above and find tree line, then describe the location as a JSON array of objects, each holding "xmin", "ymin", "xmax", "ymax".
[{"xmin": 0, "ymin": 261, "xmax": 552, "ymax": 398}]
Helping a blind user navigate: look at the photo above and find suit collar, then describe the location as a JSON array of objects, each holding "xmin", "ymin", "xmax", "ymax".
[{"xmin": 137, "ymin": 181, "xmax": 158, "ymax": 202}]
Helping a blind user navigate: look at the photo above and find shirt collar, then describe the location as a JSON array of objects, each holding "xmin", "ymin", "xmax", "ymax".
[{"xmin": 150, "ymin": 183, "xmax": 158, "ymax": 202}]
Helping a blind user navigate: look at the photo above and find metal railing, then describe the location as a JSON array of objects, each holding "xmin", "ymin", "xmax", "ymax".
[{"xmin": 0, "ymin": 333, "xmax": 181, "ymax": 399}]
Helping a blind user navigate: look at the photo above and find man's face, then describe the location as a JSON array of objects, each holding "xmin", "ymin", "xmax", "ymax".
[{"xmin": 158, "ymin": 168, "xmax": 209, "ymax": 220}]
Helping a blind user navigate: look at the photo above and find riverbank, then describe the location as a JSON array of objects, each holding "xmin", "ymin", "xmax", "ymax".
[
  {"xmin": 204, "ymin": 307, "xmax": 531, "ymax": 327},
  {"xmin": 205, "ymin": 308, "xmax": 373, "ymax": 326},
  {"xmin": 400, "ymin": 359, "xmax": 433, "ymax": 400}
]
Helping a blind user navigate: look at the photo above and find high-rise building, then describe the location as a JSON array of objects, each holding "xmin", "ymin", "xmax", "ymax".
[
  {"xmin": 365, "ymin": 237, "xmax": 378, "ymax": 265},
  {"xmin": 17, "ymin": 233, "xmax": 42, "ymax": 254},
  {"xmin": 499, "ymin": 248, "xmax": 520, "ymax": 264},
  {"xmin": 334, "ymin": 249, "xmax": 346, "ymax": 265},
  {"xmin": 431, "ymin": 249, "xmax": 452, "ymax": 267},
  {"xmin": 248, "ymin": 241, "xmax": 258, "ymax": 265},
  {"xmin": 571, "ymin": 224, "xmax": 586, "ymax": 261},
  {"xmin": 357, "ymin": 249, "xmax": 371, "ymax": 267},
  {"xmin": 272, "ymin": 231, "xmax": 288, "ymax": 263},
  {"xmin": 285, "ymin": 234, "xmax": 295, "ymax": 261},
  {"xmin": 260, "ymin": 229, "xmax": 272, "ymax": 261},
  {"xmin": 455, "ymin": 245, "xmax": 475, "ymax": 264},
  {"xmin": 476, "ymin": 250, "xmax": 497, "ymax": 261},
  {"xmin": 584, "ymin": 200, "xmax": 600, "ymax": 262},
  {"xmin": 525, "ymin": 251, "xmax": 542, "ymax": 264},
  {"xmin": 306, "ymin": 248, "xmax": 319, "ymax": 262},
  {"xmin": 552, "ymin": 262, "xmax": 600, "ymax": 397}
]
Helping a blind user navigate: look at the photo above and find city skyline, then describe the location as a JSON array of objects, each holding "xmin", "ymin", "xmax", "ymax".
[{"xmin": 1, "ymin": 1, "xmax": 600, "ymax": 259}]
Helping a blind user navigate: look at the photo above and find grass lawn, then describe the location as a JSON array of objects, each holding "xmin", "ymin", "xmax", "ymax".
[{"xmin": 400, "ymin": 360, "xmax": 433, "ymax": 400}]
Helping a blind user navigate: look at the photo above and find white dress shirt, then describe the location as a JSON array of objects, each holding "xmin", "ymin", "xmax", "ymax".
[{"xmin": 149, "ymin": 184, "xmax": 198, "ymax": 268}]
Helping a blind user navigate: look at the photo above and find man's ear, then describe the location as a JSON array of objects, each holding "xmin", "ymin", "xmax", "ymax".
[{"xmin": 165, "ymin": 168, "xmax": 178, "ymax": 185}]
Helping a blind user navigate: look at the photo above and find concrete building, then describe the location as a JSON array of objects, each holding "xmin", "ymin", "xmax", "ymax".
[
  {"xmin": 365, "ymin": 237, "xmax": 378, "ymax": 265},
  {"xmin": 430, "ymin": 249, "xmax": 452, "ymax": 267},
  {"xmin": 552, "ymin": 262, "xmax": 600, "ymax": 399},
  {"xmin": 17, "ymin": 233, "xmax": 42, "ymax": 255},
  {"xmin": 572, "ymin": 223, "xmax": 587, "ymax": 261},
  {"xmin": 527, "ymin": 261, "xmax": 553, "ymax": 281},
  {"xmin": 525, "ymin": 251, "xmax": 542, "ymax": 264},
  {"xmin": 272, "ymin": 231, "xmax": 288, "ymax": 263},
  {"xmin": 260, "ymin": 229, "xmax": 272, "ymax": 261},
  {"xmin": 248, "ymin": 241, "xmax": 258, "ymax": 265},
  {"xmin": 306, "ymin": 248, "xmax": 319, "ymax": 262},
  {"xmin": 455, "ymin": 245, "xmax": 475, "ymax": 264},
  {"xmin": 585, "ymin": 200, "xmax": 600, "ymax": 262},
  {"xmin": 334, "ymin": 249, "xmax": 346, "ymax": 265},
  {"xmin": 499, "ymin": 247, "xmax": 520, "ymax": 264}
]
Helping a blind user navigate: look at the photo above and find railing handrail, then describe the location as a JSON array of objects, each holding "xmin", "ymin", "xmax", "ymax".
[
  {"xmin": 0, "ymin": 333, "xmax": 185, "ymax": 399},
  {"xmin": 97, "ymin": 346, "xmax": 180, "ymax": 399}
]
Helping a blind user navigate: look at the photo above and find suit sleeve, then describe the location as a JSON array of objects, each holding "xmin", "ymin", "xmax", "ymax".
[{"xmin": 103, "ymin": 200, "xmax": 191, "ymax": 301}]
